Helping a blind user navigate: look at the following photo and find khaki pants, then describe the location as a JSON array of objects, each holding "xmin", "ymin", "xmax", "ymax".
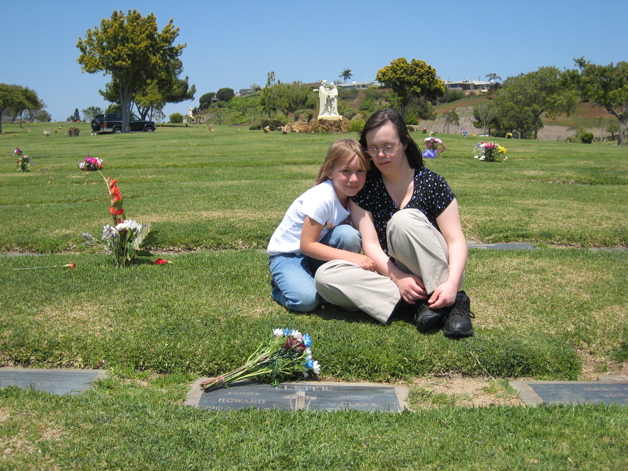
[{"xmin": 314, "ymin": 209, "xmax": 455, "ymax": 323}]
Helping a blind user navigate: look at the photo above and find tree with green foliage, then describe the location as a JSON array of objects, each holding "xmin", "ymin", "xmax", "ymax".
[
  {"xmin": 486, "ymin": 73, "xmax": 502, "ymax": 83},
  {"xmin": 77, "ymin": 10, "xmax": 186, "ymax": 133},
  {"xmin": 472, "ymin": 101, "xmax": 499, "ymax": 136},
  {"xmin": 493, "ymin": 67, "xmax": 578, "ymax": 139},
  {"xmin": 570, "ymin": 58, "xmax": 628, "ymax": 146},
  {"xmin": 442, "ymin": 109, "xmax": 460, "ymax": 134},
  {"xmin": 216, "ymin": 88, "xmax": 235, "ymax": 102},
  {"xmin": 406, "ymin": 96, "xmax": 436, "ymax": 122},
  {"xmin": 0, "ymin": 84, "xmax": 44, "ymax": 132},
  {"xmin": 136, "ymin": 58, "xmax": 195, "ymax": 120},
  {"xmin": 376, "ymin": 58, "xmax": 445, "ymax": 119},
  {"xmin": 207, "ymin": 103, "xmax": 228, "ymax": 125},
  {"xmin": 274, "ymin": 81, "xmax": 316, "ymax": 119},
  {"xmin": 199, "ymin": 93, "xmax": 216, "ymax": 110},
  {"xmin": 261, "ymin": 71, "xmax": 280, "ymax": 118},
  {"xmin": 99, "ymin": 58, "xmax": 195, "ymax": 120},
  {"xmin": 169, "ymin": 112, "xmax": 183, "ymax": 123},
  {"xmin": 339, "ymin": 69, "xmax": 353, "ymax": 83},
  {"xmin": 226, "ymin": 95, "xmax": 262, "ymax": 123},
  {"xmin": 82, "ymin": 106, "xmax": 103, "ymax": 122}
]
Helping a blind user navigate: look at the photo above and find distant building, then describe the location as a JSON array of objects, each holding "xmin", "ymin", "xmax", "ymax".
[
  {"xmin": 444, "ymin": 80, "xmax": 498, "ymax": 94},
  {"xmin": 336, "ymin": 81, "xmax": 378, "ymax": 90}
]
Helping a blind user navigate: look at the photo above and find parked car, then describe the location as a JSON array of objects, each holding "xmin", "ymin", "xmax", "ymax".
[{"xmin": 91, "ymin": 113, "xmax": 155, "ymax": 134}]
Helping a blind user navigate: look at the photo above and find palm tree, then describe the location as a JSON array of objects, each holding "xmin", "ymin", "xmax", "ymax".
[
  {"xmin": 339, "ymin": 69, "xmax": 353, "ymax": 83},
  {"xmin": 486, "ymin": 73, "xmax": 502, "ymax": 83}
]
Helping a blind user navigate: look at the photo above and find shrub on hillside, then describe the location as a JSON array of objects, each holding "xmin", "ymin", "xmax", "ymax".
[
  {"xmin": 261, "ymin": 118, "xmax": 287, "ymax": 131},
  {"xmin": 405, "ymin": 113, "xmax": 419, "ymax": 125},
  {"xmin": 349, "ymin": 117, "xmax": 365, "ymax": 133},
  {"xmin": 580, "ymin": 131, "xmax": 594, "ymax": 143},
  {"xmin": 169, "ymin": 113, "xmax": 183, "ymax": 124}
]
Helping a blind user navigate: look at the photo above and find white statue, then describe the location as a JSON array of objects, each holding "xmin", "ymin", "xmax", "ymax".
[
  {"xmin": 318, "ymin": 81, "xmax": 340, "ymax": 119},
  {"xmin": 188, "ymin": 106, "xmax": 194, "ymax": 118}
]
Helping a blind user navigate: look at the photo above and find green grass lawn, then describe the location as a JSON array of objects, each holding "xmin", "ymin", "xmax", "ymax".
[{"xmin": 1, "ymin": 122, "xmax": 626, "ymax": 469}]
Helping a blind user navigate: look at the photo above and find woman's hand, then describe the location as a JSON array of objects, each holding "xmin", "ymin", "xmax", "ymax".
[
  {"xmin": 427, "ymin": 281, "xmax": 458, "ymax": 309},
  {"xmin": 346, "ymin": 253, "xmax": 376, "ymax": 271},
  {"xmin": 393, "ymin": 273, "xmax": 428, "ymax": 304}
]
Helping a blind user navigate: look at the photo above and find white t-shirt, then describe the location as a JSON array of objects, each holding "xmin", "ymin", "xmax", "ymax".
[{"xmin": 267, "ymin": 180, "xmax": 350, "ymax": 255}]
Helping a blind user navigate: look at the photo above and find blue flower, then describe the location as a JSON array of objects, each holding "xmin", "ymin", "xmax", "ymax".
[
  {"xmin": 302, "ymin": 334, "xmax": 312, "ymax": 347},
  {"xmin": 422, "ymin": 150, "xmax": 437, "ymax": 159}
]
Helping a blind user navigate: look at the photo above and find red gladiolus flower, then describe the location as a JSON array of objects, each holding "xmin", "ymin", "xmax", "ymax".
[
  {"xmin": 151, "ymin": 258, "xmax": 172, "ymax": 264},
  {"xmin": 109, "ymin": 206, "xmax": 124, "ymax": 216}
]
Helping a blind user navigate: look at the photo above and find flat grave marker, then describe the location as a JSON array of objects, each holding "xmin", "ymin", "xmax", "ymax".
[
  {"xmin": 510, "ymin": 380, "xmax": 628, "ymax": 406},
  {"xmin": 0, "ymin": 368, "xmax": 107, "ymax": 396},
  {"xmin": 187, "ymin": 380, "xmax": 407, "ymax": 412}
]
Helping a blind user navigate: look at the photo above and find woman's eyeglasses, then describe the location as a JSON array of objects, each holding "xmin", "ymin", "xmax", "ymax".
[{"xmin": 366, "ymin": 142, "xmax": 400, "ymax": 157}]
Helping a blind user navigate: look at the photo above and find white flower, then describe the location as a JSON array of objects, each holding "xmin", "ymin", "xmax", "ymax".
[
  {"xmin": 273, "ymin": 329, "xmax": 284, "ymax": 337},
  {"xmin": 312, "ymin": 361, "xmax": 321, "ymax": 375},
  {"xmin": 116, "ymin": 219, "xmax": 142, "ymax": 233},
  {"xmin": 289, "ymin": 329, "xmax": 302, "ymax": 340}
]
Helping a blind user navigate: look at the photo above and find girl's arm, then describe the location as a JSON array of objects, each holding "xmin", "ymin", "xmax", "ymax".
[
  {"xmin": 350, "ymin": 201, "xmax": 427, "ymax": 302},
  {"xmin": 427, "ymin": 198, "xmax": 467, "ymax": 309},
  {"xmin": 300, "ymin": 216, "xmax": 375, "ymax": 271}
]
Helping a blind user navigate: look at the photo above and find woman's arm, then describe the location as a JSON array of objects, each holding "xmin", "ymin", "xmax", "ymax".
[
  {"xmin": 350, "ymin": 201, "xmax": 427, "ymax": 303},
  {"xmin": 300, "ymin": 216, "xmax": 375, "ymax": 271},
  {"xmin": 427, "ymin": 198, "xmax": 467, "ymax": 309}
]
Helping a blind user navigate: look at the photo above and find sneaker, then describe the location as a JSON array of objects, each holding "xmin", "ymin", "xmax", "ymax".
[
  {"xmin": 415, "ymin": 303, "xmax": 450, "ymax": 332},
  {"xmin": 443, "ymin": 291, "xmax": 475, "ymax": 338}
]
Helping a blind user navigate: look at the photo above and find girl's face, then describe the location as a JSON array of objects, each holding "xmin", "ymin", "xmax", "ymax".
[
  {"xmin": 327, "ymin": 154, "xmax": 367, "ymax": 206},
  {"xmin": 365, "ymin": 121, "xmax": 409, "ymax": 175}
]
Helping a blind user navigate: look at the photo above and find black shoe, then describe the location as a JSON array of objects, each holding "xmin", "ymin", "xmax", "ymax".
[
  {"xmin": 415, "ymin": 302, "xmax": 450, "ymax": 332},
  {"xmin": 443, "ymin": 291, "xmax": 475, "ymax": 338}
]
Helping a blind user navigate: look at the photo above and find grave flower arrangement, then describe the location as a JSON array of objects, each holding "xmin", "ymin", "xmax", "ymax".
[
  {"xmin": 78, "ymin": 156, "xmax": 103, "ymax": 171},
  {"xmin": 422, "ymin": 137, "xmax": 446, "ymax": 158},
  {"xmin": 474, "ymin": 142, "xmax": 508, "ymax": 162},
  {"xmin": 200, "ymin": 328, "xmax": 320, "ymax": 391},
  {"xmin": 14, "ymin": 148, "xmax": 34, "ymax": 172},
  {"xmin": 79, "ymin": 157, "xmax": 156, "ymax": 267}
]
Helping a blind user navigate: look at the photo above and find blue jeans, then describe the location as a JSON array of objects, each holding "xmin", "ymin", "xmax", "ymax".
[{"xmin": 269, "ymin": 224, "xmax": 361, "ymax": 312}]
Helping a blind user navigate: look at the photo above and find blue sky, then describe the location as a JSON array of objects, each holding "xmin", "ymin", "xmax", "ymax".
[{"xmin": 2, "ymin": 0, "xmax": 625, "ymax": 121}]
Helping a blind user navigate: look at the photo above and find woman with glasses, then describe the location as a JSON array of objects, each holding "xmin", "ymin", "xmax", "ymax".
[{"xmin": 314, "ymin": 109, "xmax": 474, "ymax": 338}]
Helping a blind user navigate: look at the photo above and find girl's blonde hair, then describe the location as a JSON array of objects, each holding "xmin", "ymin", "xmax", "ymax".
[{"xmin": 315, "ymin": 138, "xmax": 370, "ymax": 185}]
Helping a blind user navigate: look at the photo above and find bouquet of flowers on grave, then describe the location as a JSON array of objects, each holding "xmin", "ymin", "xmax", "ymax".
[
  {"xmin": 474, "ymin": 142, "xmax": 508, "ymax": 162},
  {"xmin": 422, "ymin": 137, "xmax": 446, "ymax": 158},
  {"xmin": 14, "ymin": 148, "xmax": 34, "ymax": 172},
  {"xmin": 200, "ymin": 328, "xmax": 321, "ymax": 392},
  {"xmin": 78, "ymin": 156, "xmax": 103, "ymax": 171},
  {"xmin": 79, "ymin": 157, "xmax": 157, "ymax": 267}
]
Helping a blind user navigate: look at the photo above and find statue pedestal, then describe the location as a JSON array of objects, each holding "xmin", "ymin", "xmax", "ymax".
[{"xmin": 310, "ymin": 117, "xmax": 349, "ymax": 133}]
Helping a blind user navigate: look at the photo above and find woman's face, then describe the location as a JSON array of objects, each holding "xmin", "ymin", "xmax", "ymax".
[{"xmin": 365, "ymin": 121, "xmax": 408, "ymax": 176}]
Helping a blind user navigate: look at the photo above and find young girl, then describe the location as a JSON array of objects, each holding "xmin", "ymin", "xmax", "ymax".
[{"xmin": 267, "ymin": 139, "xmax": 375, "ymax": 312}]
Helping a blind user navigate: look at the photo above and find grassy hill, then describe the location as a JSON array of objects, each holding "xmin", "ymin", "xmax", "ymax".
[{"xmin": 194, "ymin": 88, "xmax": 617, "ymax": 141}]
